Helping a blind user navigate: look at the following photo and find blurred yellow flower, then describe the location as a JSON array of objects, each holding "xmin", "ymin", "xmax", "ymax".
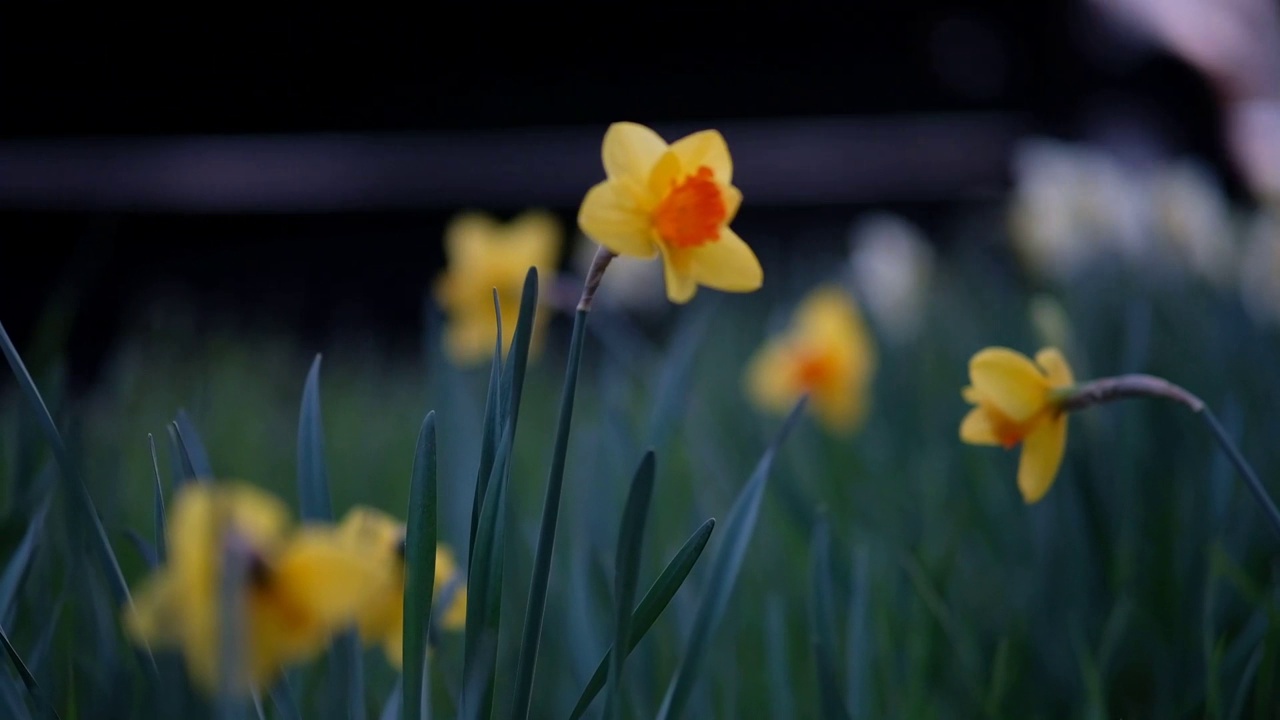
[
  {"xmin": 577, "ymin": 122, "xmax": 762, "ymax": 304},
  {"xmin": 434, "ymin": 211, "xmax": 563, "ymax": 365},
  {"xmin": 960, "ymin": 347, "xmax": 1075, "ymax": 503},
  {"xmin": 336, "ymin": 506, "xmax": 467, "ymax": 669},
  {"xmin": 745, "ymin": 286, "xmax": 876, "ymax": 433},
  {"xmin": 123, "ymin": 482, "xmax": 380, "ymax": 694}
]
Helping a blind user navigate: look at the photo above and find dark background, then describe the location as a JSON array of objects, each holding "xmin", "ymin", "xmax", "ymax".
[{"xmin": 0, "ymin": 3, "xmax": 1225, "ymax": 385}]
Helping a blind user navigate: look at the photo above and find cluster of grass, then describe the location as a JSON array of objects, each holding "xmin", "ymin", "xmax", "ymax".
[{"xmin": 3, "ymin": 229, "xmax": 1280, "ymax": 719}]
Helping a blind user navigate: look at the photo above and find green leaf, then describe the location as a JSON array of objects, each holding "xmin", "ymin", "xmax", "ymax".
[
  {"xmin": 510, "ymin": 306, "xmax": 589, "ymax": 720},
  {"xmin": 167, "ymin": 423, "xmax": 193, "ymax": 487},
  {"xmin": 149, "ymin": 434, "xmax": 167, "ymax": 564},
  {"xmin": 460, "ymin": 423, "xmax": 513, "ymax": 720},
  {"xmin": 810, "ymin": 515, "xmax": 851, "ymax": 720},
  {"xmin": 297, "ymin": 354, "xmax": 333, "ymax": 522},
  {"xmin": 0, "ymin": 321, "xmax": 138, "ymax": 617},
  {"xmin": 403, "ymin": 412, "xmax": 438, "ymax": 720},
  {"xmin": 469, "ymin": 289, "xmax": 504, "ymax": 560},
  {"xmin": 174, "ymin": 409, "xmax": 215, "ymax": 480},
  {"xmin": 0, "ymin": 495, "xmax": 49, "ymax": 625},
  {"xmin": 568, "ymin": 518, "xmax": 717, "ymax": 720},
  {"xmin": 294, "ymin": 354, "xmax": 363, "ymax": 720},
  {"xmin": 0, "ymin": 623, "xmax": 59, "ymax": 720},
  {"xmin": 655, "ymin": 397, "xmax": 807, "ymax": 720},
  {"xmin": 603, "ymin": 451, "xmax": 656, "ymax": 720},
  {"xmin": 646, "ymin": 303, "xmax": 714, "ymax": 448},
  {"xmin": 496, "ymin": 269, "xmax": 538, "ymax": 435}
]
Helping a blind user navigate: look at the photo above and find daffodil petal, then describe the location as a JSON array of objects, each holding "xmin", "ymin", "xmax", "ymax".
[
  {"xmin": 961, "ymin": 385, "xmax": 980, "ymax": 404},
  {"xmin": 669, "ymin": 129, "xmax": 733, "ymax": 183},
  {"xmin": 969, "ymin": 347, "xmax": 1050, "ymax": 423},
  {"xmin": 720, "ymin": 183, "xmax": 743, "ymax": 223},
  {"xmin": 689, "ymin": 227, "xmax": 764, "ymax": 293},
  {"xmin": 744, "ymin": 341, "xmax": 798, "ymax": 414},
  {"xmin": 444, "ymin": 213, "xmax": 500, "ymax": 268},
  {"xmin": 272, "ymin": 530, "xmax": 385, "ymax": 634},
  {"xmin": 578, "ymin": 180, "xmax": 659, "ymax": 258},
  {"xmin": 1017, "ymin": 413, "xmax": 1068, "ymax": 503},
  {"xmin": 602, "ymin": 122, "xmax": 668, "ymax": 183},
  {"xmin": 659, "ymin": 244, "xmax": 698, "ymax": 303},
  {"xmin": 959, "ymin": 407, "xmax": 1002, "ymax": 446},
  {"xmin": 1035, "ymin": 347, "xmax": 1075, "ymax": 388}
]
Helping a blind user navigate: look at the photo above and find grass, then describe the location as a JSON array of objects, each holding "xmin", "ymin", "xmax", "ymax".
[{"xmin": 2, "ymin": 226, "xmax": 1280, "ymax": 719}]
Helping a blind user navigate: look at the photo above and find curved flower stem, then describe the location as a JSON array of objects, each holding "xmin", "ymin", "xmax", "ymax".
[
  {"xmin": 1060, "ymin": 374, "xmax": 1280, "ymax": 540},
  {"xmin": 578, "ymin": 245, "xmax": 617, "ymax": 312}
]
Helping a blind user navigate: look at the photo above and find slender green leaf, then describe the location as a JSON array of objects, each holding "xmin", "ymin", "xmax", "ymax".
[
  {"xmin": 124, "ymin": 530, "xmax": 158, "ymax": 569},
  {"xmin": 297, "ymin": 354, "xmax": 333, "ymax": 522},
  {"xmin": 810, "ymin": 516, "xmax": 851, "ymax": 720},
  {"xmin": 167, "ymin": 422, "xmax": 193, "ymax": 487},
  {"xmin": 269, "ymin": 678, "xmax": 303, "ymax": 720},
  {"xmin": 655, "ymin": 398, "xmax": 807, "ymax": 720},
  {"xmin": 174, "ymin": 409, "xmax": 215, "ymax": 480},
  {"xmin": 496, "ymin": 269, "xmax": 538, "ymax": 434},
  {"xmin": 646, "ymin": 304, "xmax": 714, "ymax": 448},
  {"xmin": 380, "ymin": 676, "xmax": 404, "ymax": 720},
  {"xmin": 603, "ymin": 451, "xmax": 656, "ymax": 720},
  {"xmin": 510, "ymin": 306, "xmax": 589, "ymax": 720},
  {"xmin": 569, "ymin": 518, "xmax": 717, "ymax": 720},
  {"xmin": 403, "ymin": 412, "xmax": 438, "ymax": 720},
  {"xmin": 0, "ymin": 496, "xmax": 49, "ymax": 624},
  {"xmin": 469, "ymin": 289, "xmax": 503, "ymax": 560},
  {"xmin": 149, "ymin": 434, "xmax": 167, "ymax": 564},
  {"xmin": 0, "ymin": 321, "xmax": 137, "ymax": 612},
  {"xmin": 460, "ymin": 423, "xmax": 513, "ymax": 720},
  {"xmin": 0, "ymin": 623, "xmax": 58, "ymax": 720},
  {"xmin": 295, "ymin": 354, "xmax": 363, "ymax": 719}
]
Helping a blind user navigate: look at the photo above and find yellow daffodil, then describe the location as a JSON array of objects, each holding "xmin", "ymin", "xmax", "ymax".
[
  {"xmin": 745, "ymin": 286, "xmax": 876, "ymax": 433},
  {"xmin": 577, "ymin": 122, "xmax": 763, "ymax": 304},
  {"xmin": 434, "ymin": 211, "xmax": 563, "ymax": 365},
  {"xmin": 123, "ymin": 482, "xmax": 381, "ymax": 694},
  {"xmin": 960, "ymin": 347, "xmax": 1075, "ymax": 503},
  {"xmin": 336, "ymin": 506, "xmax": 467, "ymax": 668}
]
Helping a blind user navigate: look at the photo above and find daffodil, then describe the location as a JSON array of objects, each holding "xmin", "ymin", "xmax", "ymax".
[
  {"xmin": 960, "ymin": 347, "xmax": 1075, "ymax": 503},
  {"xmin": 336, "ymin": 506, "xmax": 467, "ymax": 668},
  {"xmin": 745, "ymin": 286, "xmax": 876, "ymax": 433},
  {"xmin": 123, "ymin": 482, "xmax": 381, "ymax": 693},
  {"xmin": 577, "ymin": 122, "xmax": 763, "ymax": 304},
  {"xmin": 434, "ymin": 211, "xmax": 563, "ymax": 365}
]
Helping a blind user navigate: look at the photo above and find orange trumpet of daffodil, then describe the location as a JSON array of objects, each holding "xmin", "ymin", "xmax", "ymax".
[
  {"xmin": 960, "ymin": 347, "xmax": 1075, "ymax": 503},
  {"xmin": 745, "ymin": 286, "xmax": 877, "ymax": 434},
  {"xmin": 577, "ymin": 122, "xmax": 763, "ymax": 304}
]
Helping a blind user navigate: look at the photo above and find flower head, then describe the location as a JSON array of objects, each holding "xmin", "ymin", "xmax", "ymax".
[
  {"xmin": 336, "ymin": 506, "xmax": 466, "ymax": 668},
  {"xmin": 123, "ymin": 482, "xmax": 381, "ymax": 693},
  {"xmin": 745, "ymin": 286, "xmax": 876, "ymax": 433},
  {"xmin": 434, "ymin": 211, "xmax": 563, "ymax": 365},
  {"xmin": 960, "ymin": 347, "xmax": 1075, "ymax": 503},
  {"xmin": 577, "ymin": 122, "xmax": 763, "ymax": 304}
]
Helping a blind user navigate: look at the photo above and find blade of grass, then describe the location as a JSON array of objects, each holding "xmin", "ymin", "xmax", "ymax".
[
  {"xmin": 0, "ymin": 321, "xmax": 139, "ymax": 617},
  {"xmin": 403, "ymin": 412, "xmax": 437, "ymax": 720},
  {"xmin": 460, "ymin": 423, "xmax": 513, "ymax": 720},
  {"xmin": 0, "ymin": 623, "xmax": 59, "ymax": 720},
  {"xmin": 167, "ymin": 423, "xmax": 194, "ymax": 487},
  {"xmin": 148, "ymin": 434, "xmax": 167, "ymax": 564},
  {"xmin": 295, "ymin": 354, "xmax": 363, "ymax": 720},
  {"xmin": 810, "ymin": 515, "xmax": 851, "ymax": 720},
  {"xmin": 602, "ymin": 452, "xmax": 656, "ymax": 720},
  {"xmin": 568, "ymin": 518, "xmax": 717, "ymax": 720},
  {"xmin": 655, "ymin": 397, "xmax": 808, "ymax": 720},
  {"xmin": 174, "ymin": 409, "xmax": 215, "ymax": 480},
  {"xmin": 509, "ymin": 303, "xmax": 589, "ymax": 720},
  {"xmin": 469, "ymin": 290, "xmax": 503, "ymax": 558}
]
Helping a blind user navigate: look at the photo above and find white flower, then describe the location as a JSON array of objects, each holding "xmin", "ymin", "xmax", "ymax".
[
  {"xmin": 1151, "ymin": 160, "xmax": 1236, "ymax": 287},
  {"xmin": 1239, "ymin": 209, "xmax": 1280, "ymax": 326},
  {"xmin": 847, "ymin": 213, "xmax": 935, "ymax": 344}
]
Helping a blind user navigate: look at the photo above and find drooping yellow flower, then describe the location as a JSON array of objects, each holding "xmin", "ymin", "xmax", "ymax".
[
  {"xmin": 960, "ymin": 347, "xmax": 1075, "ymax": 503},
  {"xmin": 123, "ymin": 482, "xmax": 381, "ymax": 694},
  {"xmin": 577, "ymin": 122, "xmax": 763, "ymax": 304},
  {"xmin": 336, "ymin": 506, "xmax": 467, "ymax": 668},
  {"xmin": 745, "ymin": 286, "xmax": 876, "ymax": 433},
  {"xmin": 434, "ymin": 211, "xmax": 563, "ymax": 365}
]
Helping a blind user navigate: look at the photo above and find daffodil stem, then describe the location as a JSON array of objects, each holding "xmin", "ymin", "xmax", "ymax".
[
  {"xmin": 1062, "ymin": 374, "xmax": 1280, "ymax": 540},
  {"xmin": 578, "ymin": 245, "xmax": 617, "ymax": 312}
]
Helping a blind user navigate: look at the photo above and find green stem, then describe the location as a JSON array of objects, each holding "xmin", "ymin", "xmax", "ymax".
[
  {"xmin": 1062, "ymin": 374, "xmax": 1280, "ymax": 540},
  {"xmin": 1199, "ymin": 407, "xmax": 1280, "ymax": 540}
]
